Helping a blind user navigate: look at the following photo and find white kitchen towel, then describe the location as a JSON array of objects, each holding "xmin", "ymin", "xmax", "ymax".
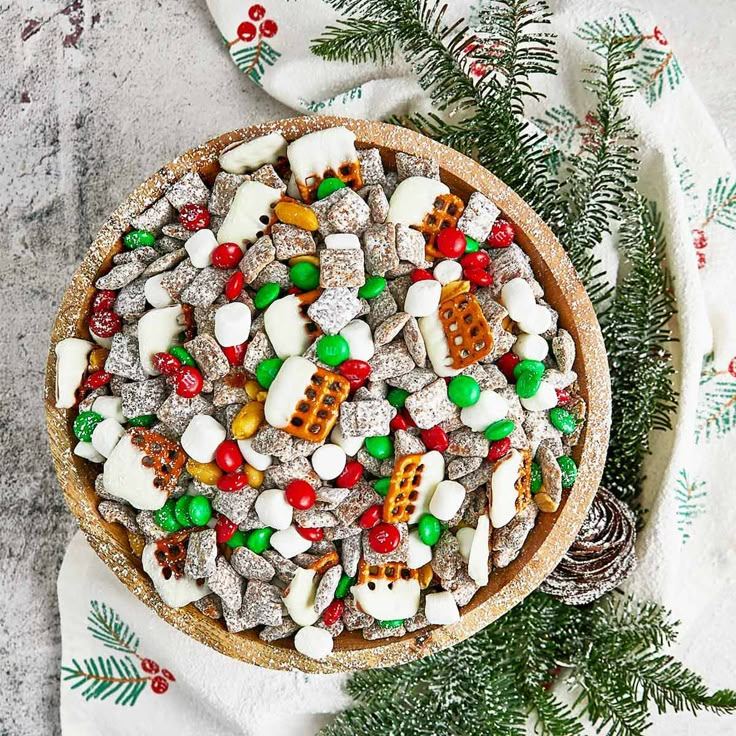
[{"xmin": 58, "ymin": 1, "xmax": 736, "ymax": 733}]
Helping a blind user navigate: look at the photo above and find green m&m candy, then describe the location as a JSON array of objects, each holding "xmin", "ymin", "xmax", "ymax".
[
  {"xmin": 448, "ymin": 375, "xmax": 481, "ymax": 407},
  {"xmin": 387, "ymin": 387, "xmax": 409, "ymax": 408},
  {"xmin": 246, "ymin": 527, "xmax": 274, "ymax": 554},
  {"xmin": 188, "ymin": 495, "xmax": 212, "ymax": 526},
  {"xmin": 513, "ymin": 359, "xmax": 545, "ymax": 380},
  {"xmin": 169, "ymin": 346, "xmax": 196, "ymax": 367},
  {"xmin": 174, "ymin": 496, "xmax": 193, "ymax": 527},
  {"xmin": 358, "ymin": 276, "xmax": 386, "ymax": 299},
  {"xmin": 464, "ymin": 235, "xmax": 480, "ymax": 253},
  {"xmin": 290, "ymin": 261, "xmax": 320, "ymax": 290},
  {"xmin": 484, "ymin": 419, "xmax": 515, "ymax": 442},
  {"xmin": 530, "ymin": 462, "xmax": 542, "ymax": 493},
  {"xmin": 127, "ymin": 414, "xmax": 157, "ymax": 428},
  {"xmin": 379, "ymin": 619, "xmax": 405, "ymax": 628},
  {"xmin": 557, "ymin": 456, "xmax": 578, "ymax": 487},
  {"xmin": 335, "ymin": 573, "xmax": 356, "ymax": 599},
  {"xmin": 365, "ymin": 435, "xmax": 393, "ymax": 460},
  {"xmin": 516, "ymin": 370, "xmax": 542, "ymax": 399},
  {"xmin": 123, "ymin": 229, "xmax": 155, "ymax": 250},
  {"xmin": 549, "ymin": 407, "xmax": 577, "ymax": 435},
  {"xmin": 256, "ymin": 357, "xmax": 284, "ymax": 389},
  {"xmin": 316, "ymin": 334, "xmax": 350, "ymax": 366},
  {"xmin": 317, "ymin": 177, "xmax": 346, "ymax": 199},
  {"xmin": 73, "ymin": 410, "xmax": 104, "ymax": 442},
  {"xmin": 373, "ymin": 477, "xmax": 391, "ymax": 496},
  {"xmin": 417, "ymin": 513, "xmax": 442, "ymax": 546},
  {"xmin": 254, "ymin": 282, "xmax": 280, "ymax": 310},
  {"xmin": 153, "ymin": 499, "xmax": 182, "ymax": 532},
  {"xmin": 226, "ymin": 530, "xmax": 248, "ymax": 549}
]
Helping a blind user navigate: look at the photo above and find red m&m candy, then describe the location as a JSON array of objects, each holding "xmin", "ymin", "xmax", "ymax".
[
  {"xmin": 460, "ymin": 251, "xmax": 490, "ymax": 270},
  {"xmin": 464, "ymin": 268, "xmax": 492, "ymax": 287},
  {"xmin": 175, "ymin": 365, "xmax": 203, "ymax": 398},
  {"xmin": 225, "ymin": 271, "xmax": 245, "ymax": 300},
  {"xmin": 83, "ymin": 370, "xmax": 112, "ymax": 391},
  {"xmin": 496, "ymin": 352, "xmax": 520, "ymax": 381},
  {"xmin": 436, "ymin": 227, "xmax": 467, "ymax": 258},
  {"xmin": 179, "ymin": 204, "xmax": 210, "ymax": 232},
  {"xmin": 217, "ymin": 472, "xmax": 249, "ymax": 492},
  {"xmin": 296, "ymin": 526, "xmax": 323, "ymax": 542},
  {"xmin": 215, "ymin": 440, "xmax": 243, "ymax": 473},
  {"xmin": 358, "ymin": 504, "xmax": 383, "ymax": 529},
  {"xmin": 421, "ymin": 425, "xmax": 449, "ymax": 453},
  {"xmin": 369, "ymin": 523, "xmax": 400, "ymax": 554},
  {"xmin": 339, "ymin": 359, "xmax": 371, "ymax": 391},
  {"xmin": 487, "ymin": 437, "xmax": 511, "ymax": 462},
  {"xmin": 336, "ymin": 460, "xmax": 363, "ymax": 488},
  {"xmin": 322, "ymin": 599, "xmax": 344, "ymax": 627},
  {"xmin": 285, "ymin": 479, "xmax": 316, "ymax": 510},
  {"xmin": 215, "ymin": 515, "xmax": 238, "ymax": 543},
  {"xmin": 89, "ymin": 310, "xmax": 122, "ymax": 339},
  {"xmin": 488, "ymin": 219, "xmax": 515, "ymax": 248},
  {"xmin": 222, "ymin": 342, "xmax": 247, "ymax": 367},
  {"xmin": 410, "ymin": 268, "xmax": 434, "ymax": 283},
  {"xmin": 92, "ymin": 290, "xmax": 117, "ymax": 312},
  {"xmin": 211, "ymin": 243, "xmax": 242, "ymax": 269},
  {"xmin": 153, "ymin": 352, "xmax": 181, "ymax": 376}
]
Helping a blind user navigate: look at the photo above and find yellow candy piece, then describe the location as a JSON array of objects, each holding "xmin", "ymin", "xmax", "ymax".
[
  {"xmin": 88, "ymin": 347, "xmax": 109, "ymax": 372},
  {"xmin": 440, "ymin": 280, "xmax": 470, "ymax": 303},
  {"xmin": 186, "ymin": 458, "xmax": 223, "ymax": 486},
  {"xmin": 244, "ymin": 463, "xmax": 264, "ymax": 489},
  {"xmin": 288, "ymin": 255, "xmax": 320, "ymax": 267},
  {"xmin": 274, "ymin": 201, "xmax": 319, "ymax": 232},
  {"xmin": 245, "ymin": 380, "xmax": 261, "ymax": 400},
  {"xmin": 231, "ymin": 401, "xmax": 264, "ymax": 440},
  {"xmin": 418, "ymin": 563, "xmax": 434, "ymax": 589}
]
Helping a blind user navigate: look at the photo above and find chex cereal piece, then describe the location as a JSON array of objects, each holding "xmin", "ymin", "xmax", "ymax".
[
  {"xmin": 180, "ymin": 267, "xmax": 234, "ymax": 307},
  {"xmin": 323, "ymin": 525, "xmax": 361, "ymax": 541},
  {"xmin": 221, "ymin": 601, "xmax": 257, "ymax": 633},
  {"xmin": 98, "ymin": 500, "xmax": 140, "ymax": 534},
  {"xmin": 206, "ymin": 557, "xmax": 243, "ymax": 610},
  {"xmin": 444, "ymin": 568, "xmax": 480, "ymax": 607},
  {"xmin": 142, "ymin": 248, "xmax": 187, "ymax": 278},
  {"xmin": 307, "ymin": 288, "xmax": 362, "ymax": 335},
  {"xmin": 488, "ymin": 244, "xmax": 543, "ymax": 298},
  {"xmin": 339, "ymin": 398, "xmax": 395, "ymax": 438},
  {"xmin": 319, "ymin": 248, "xmax": 366, "ymax": 288},
  {"xmin": 366, "ymin": 185, "xmax": 389, "ymax": 224},
  {"xmin": 373, "ymin": 312, "xmax": 410, "ymax": 347},
  {"xmin": 242, "ymin": 331, "xmax": 275, "ymax": 374},
  {"xmin": 369, "ymin": 342, "xmax": 415, "ymax": 381},
  {"xmin": 120, "ymin": 377, "xmax": 167, "ymax": 418},
  {"xmin": 492, "ymin": 503, "xmax": 538, "ymax": 568},
  {"xmin": 136, "ymin": 510, "xmax": 168, "ymax": 542},
  {"xmin": 114, "ymin": 279, "xmax": 147, "ymax": 321},
  {"xmin": 162, "ymin": 223, "xmax": 192, "ymax": 241},
  {"xmin": 156, "ymin": 393, "xmax": 213, "ymax": 436},
  {"xmin": 131, "ymin": 196, "xmax": 176, "ymax": 236},
  {"xmin": 334, "ymin": 479, "xmax": 382, "ymax": 526},
  {"xmin": 552, "ymin": 328, "xmax": 576, "ymax": 373},
  {"xmin": 160, "ymin": 258, "xmax": 199, "ymax": 301},
  {"xmin": 194, "ymin": 593, "xmax": 223, "ymax": 620},
  {"xmin": 260, "ymin": 617, "xmax": 300, "ymax": 642},
  {"xmin": 207, "ymin": 373, "xmax": 243, "ymax": 406},
  {"xmin": 395, "ymin": 153, "xmax": 440, "ymax": 181},
  {"xmin": 294, "ymin": 508, "xmax": 338, "ymax": 528},
  {"xmin": 342, "ymin": 596, "xmax": 374, "ymax": 630},
  {"xmin": 314, "ymin": 564, "xmax": 342, "ymax": 614},
  {"xmin": 239, "ymin": 235, "xmax": 275, "ymax": 284},
  {"xmin": 287, "ymin": 126, "xmax": 362, "ymax": 202},
  {"xmin": 104, "ymin": 333, "xmax": 147, "ymax": 381},
  {"xmin": 535, "ymin": 443, "xmax": 563, "ymax": 513},
  {"xmin": 523, "ymin": 412, "xmax": 562, "ymax": 456},
  {"xmin": 315, "ymin": 485, "xmax": 351, "ymax": 509},
  {"xmin": 209, "ymin": 172, "xmax": 249, "ymax": 215},
  {"xmin": 456, "ymin": 191, "xmax": 500, "ymax": 243},
  {"xmin": 356, "ymin": 447, "xmax": 383, "ymax": 476},
  {"xmin": 455, "ymin": 459, "xmax": 492, "ymax": 492},
  {"xmin": 212, "ymin": 486, "xmax": 258, "ymax": 524},
  {"xmin": 154, "ymin": 235, "xmax": 182, "ymax": 254},
  {"xmin": 405, "ymin": 377, "xmax": 455, "ymax": 429},
  {"xmin": 393, "ymin": 429, "xmax": 425, "ymax": 458},
  {"xmin": 402, "ymin": 316, "xmax": 427, "ymax": 368},
  {"xmin": 386, "ymin": 367, "xmax": 436, "ymax": 393},
  {"xmin": 271, "ymin": 222, "xmax": 317, "ymax": 260},
  {"xmin": 447, "ymin": 427, "xmax": 490, "ymax": 457},
  {"xmin": 185, "ymin": 528, "xmax": 217, "ymax": 579},
  {"xmin": 395, "ymin": 224, "xmax": 427, "ymax": 266},
  {"xmin": 251, "ymin": 425, "xmax": 293, "ymax": 461},
  {"xmin": 183, "ymin": 334, "xmax": 229, "ymax": 382},
  {"xmin": 251, "ymin": 261, "xmax": 290, "ymax": 290},
  {"xmin": 114, "ymin": 246, "xmax": 158, "ymax": 266},
  {"xmin": 243, "ymin": 580, "xmax": 282, "ymax": 627},
  {"xmin": 166, "ymin": 172, "xmax": 210, "ymax": 209},
  {"xmin": 264, "ymin": 456, "xmax": 321, "ymax": 491},
  {"xmin": 251, "ymin": 164, "xmax": 286, "ymax": 191},
  {"xmin": 447, "ymin": 456, "xmax": 483, "ymax": 480},
  {"xmin": 563, "ymin": 396, "xmax": 586, "ymax": 448},
  {"xmin": 362, "ymin": 224, "xmax": 399, "ymax": 276},
  {"xmin": 95, "ymin": 259, "xmax": 147, "ymax": 290},
  {"xmin": 340, "ymin": 533, "xmax": 361, "ymax": 577},
  {"xmin": 326, "ymin": 189, "xmax": 371, "ymax": 235},
  {"xmin": 429, "ymin": 530, "xmax": 461, "ymax": 580},
  {"xmin": 357, "ymin": 148, "xmax": 386, "ymax": 187}
]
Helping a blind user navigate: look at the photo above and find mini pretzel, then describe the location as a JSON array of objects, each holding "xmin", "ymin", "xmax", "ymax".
[
  {"xmin": 356, "ymin": 559, "xmax": 419, "ymax": 586},
  {"xmin": 151, "ymin": 530, "xmax": 190, "ymax": 581},
  {"xmin": 416, "ymin": 193, "xmax": 465, "ymax": 259},
  {"xmin": 382, "ymin": 453, "xmax": 426, "ymax": 523},
  {"xmin": 297, "ymin": 162, "xmax": 363, "ymax": 204},
  {"xmin": 493, "ymin": 448, "xmax": 532, "ymax": 514},
  {"xmin": 309, "ymin": 550, "xmax": 339, "ymax": 575},
  {"xmin": 438, "ymin": 292, "xmax": 493, "ymax": 369},
  {"xmin": 129, "ymin": 428, "xmax": 187, "ymax": 496},
  {"xmin": 284, "ymin": 367, "xmax": 350, "ymax": 442}
]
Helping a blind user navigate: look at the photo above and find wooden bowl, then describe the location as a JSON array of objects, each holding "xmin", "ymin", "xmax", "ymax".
[{"xmin": 45, "ymin": 116, "xmax": 611, "ymax": 673}]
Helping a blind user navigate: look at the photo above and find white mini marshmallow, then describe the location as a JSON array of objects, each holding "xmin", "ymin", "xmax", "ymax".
[
  {"xmin": 74, "ymin": 440, "xmax": 105, "ymax": 464},
  {"xmin": 429, "ymin": 480, "xmax": 466, "ymax": 521},
  {"xmin": 184, "ymin": 228, "xmax": 219, "ymax": 268},
  {"xmin": 311, "ymin": 443, "xmax": 347, "ymax": 480},
  {"xmin": 433, "ymin": 260, "xmax": 463, "ymax": 285},
  {"xmin": 329, "ymin": 424, "xmax": 365, "ymax": 456},
  {"xmin": 91, "ymin": 417, "xmax": 126, "ymax": 459},
  {"xmin": 455, "ymin": 527, "xmax": 474, "ymax": 562},
  {"xmin": 219, "ymin": 132, "xmax": 288, "ymax": 174},
  {"xmin": 270, "ymin": 525, "xmax": 313, "ymax": 559},
  {"xmin": 404, "ymin": 279, "xmax": 442, "ymax": 318},
  {"xmin": 520, "ymin": 380, "xmax": 558, "ymax": 412},
  {"xmin": 144, "ymin": 273, "xmax": 175, "ymax": 308},
  {"xmin": 517, "ymin": 304, "xmax": 552, "ymax": 335},
  {"xmin": 55, "ymin": 337, "xmax": 94, "ymax": 409},
  {"xmin": 237, "ymin": 438, "xmax": 273, "ymax": 471},
  {"xmin": 92, "ymin": 395, "xmax": 126, "ymax": 424},
  {"xmin": 214, "ymin": 302, "xmax": 252, "ymax": 347},
  {"xmin": 325, "ymin": 233, "xmax": 360, "ymax": 249},
  {"xmin": 467, "ymin": 513, "xmax": 490, "ymax": 586},
  {"xmin": 181, "ymin": 414, "xmax": 226, "ymax": 464},
  {"xmin": 138, "ymin": 305, "xmax": 184, "ymax": 375},
  {"xmin": 282, "ymin": 568, "xmax": 320, "ymax": 626},
  {"xmin": 460, "ymin": 390, "xmax": 508, "ymax": 432},
  {"xmin": 500, "ymin": 277, "xmax": 535, "ymax": 321},
  {"xmin": 339, "ymin": 319, "xmax": 375, "ymax": 361},
  {"xmin": 512, "ymin": 333, "xmax": 549, "ymax": 361},
  {"xmin": 424, "ymin": 590, "xmax": 461, "ymax": 625},
  {"xmin": 294, "ymin": 625, "xmax": 334, "ymax": 660},
  {"xmin": 407, "ymin": 530, "xmax": 433, "ymax": 569},
  {"xmin": 255, "ymin": 488, "xmax": 293, "ymax": 530}
]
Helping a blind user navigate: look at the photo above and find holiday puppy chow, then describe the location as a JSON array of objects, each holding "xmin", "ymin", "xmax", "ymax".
[{"xmin": 57, "ymin": 125, "xmax": 586, "ymax": 661}]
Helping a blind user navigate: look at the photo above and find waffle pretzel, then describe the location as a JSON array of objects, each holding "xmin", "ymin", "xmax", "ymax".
[
  {"xmin": 415, "ymin": 193, "xmax": 465, "ymax": 259},
  {"xmin": 383, "ymin": 453, "xmax": 426, "ymax": 523},
  {"xmin": 129, "ymin": 428, "xmax": 187, "ymax": 497},
  {"xmin": 284, "ymin": 366, "xmax": 350, "ymax": 442},
  {"xmin": 356, "ymin": 559, "xmax": 419, "ymax": 586},
  {"xmin": 151, "ymin": 530, "xmax": 190, "ymax": 581},
  {"xmin": 438, "ymin": 292, "xmax": 494, "ymax": 369},
  {"xmin": 492, "ymin": 447, "xmax": 533, "ymax": 514},
  {"xmin": 296, "ymin": 161, "xmax": 363, "ymax": 204}
]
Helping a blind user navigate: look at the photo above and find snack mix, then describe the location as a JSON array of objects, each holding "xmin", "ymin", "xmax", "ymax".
[{"xmin": 56, "ymin": 126, "xmax": 586, "ymax": 661}]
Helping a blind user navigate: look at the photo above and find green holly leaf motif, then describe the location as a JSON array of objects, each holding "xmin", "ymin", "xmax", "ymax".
[
  {"xmin": 232, "ymin": 41, "xmax": 281, "ymax": 87},
  {"xmin": 674, "ymin": 469, "xmax": 707, "ymax": 543},
  {"xmin": 704, "ymin": 176, "xmax": 736, "ymax": 231},
  {"xmin": 696, "ymin": 355, "xmax": 736, "ymax": 442}
]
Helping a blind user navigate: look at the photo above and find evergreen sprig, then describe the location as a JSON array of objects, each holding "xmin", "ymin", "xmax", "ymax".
[
  {"xmin": 61, "ymin": 655, "xmax": 148, "ymax": 706},
  {"xmin": 87, "ymin": 599, "xmax": 140, "ymax": 655}
]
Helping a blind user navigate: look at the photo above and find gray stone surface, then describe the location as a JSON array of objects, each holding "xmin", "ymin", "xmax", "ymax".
[{"xmin": 1, "ymin": 2, "xmax": 288, "ymax": 733}]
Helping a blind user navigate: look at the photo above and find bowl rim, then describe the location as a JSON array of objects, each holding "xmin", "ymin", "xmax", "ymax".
[{"xmin": 45, "ymin": 115, "xmax": 611, "ymax": 673}]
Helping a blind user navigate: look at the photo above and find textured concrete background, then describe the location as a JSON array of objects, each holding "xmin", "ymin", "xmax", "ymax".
[{"xmin": 0, "ymin": 1, "xmax": 733, "ymax": 733}]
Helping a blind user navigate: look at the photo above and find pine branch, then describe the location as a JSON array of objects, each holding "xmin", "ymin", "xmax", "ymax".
[
  {"xmin": 61, "ymin": 655, "xmax": 148, "ymax": 706},
  {"xmin": 87, "ymin": 599, "xmax": 140, "ymax": 655}
]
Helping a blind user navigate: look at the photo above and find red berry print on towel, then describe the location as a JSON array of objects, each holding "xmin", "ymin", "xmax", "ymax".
[
  {"xmin": 61, "ymin": 600, "xmax": 176, "ymax": 707},
  {"xmin": 692, "ymin": 229, "xmax": 708, "ymax": 269},
  {"xmin": 228, "ymin": 4, "xmax": 281, "ymax": 87}
]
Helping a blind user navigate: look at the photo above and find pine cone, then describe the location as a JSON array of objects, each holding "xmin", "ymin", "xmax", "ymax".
[{"xmin": 539, "ymin": 488, "xmax": 637, "ymax": 606}]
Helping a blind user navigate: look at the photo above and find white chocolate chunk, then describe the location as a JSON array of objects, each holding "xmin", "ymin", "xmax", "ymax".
[
  {"xmin": 407, "ymin": 450, "xmax": 445, "ymax": 523},
  {"xmin": 294, "ymin": 625, "xmax": 334, "ymax": 660},
  {"xmin": 103, "ymin": 432, "xmax": 168, "ymax": 510},
  {"xmin": 517, "ymin": 304, "xmax": 552, "ymax": 335},
  {"xmin": 387, "ymin": 176, "xmax": 450, "ymax": 227},
  {"xmin": 264, "ymin": 356, "xmax": 316, "ymax": 429},
  {"xmin": 181, "ymin": 414, "xmax": 226, "ymax": 464},
  {"xmin": 325, "ymin": 233, "xmax": 360, "ymax": 249},
  {"xmin": 311, "ymin": 443, "xmax": 347, "ymax": 480},
  {"xmin": 216, "ymin": 181, "xmax": 282, "ymax": 247},
  {"xmin": 339, "ymin": 319, "xmax": 375, "ymax": 362},
  {"xmin": 91, "ymin": 417, "xmax": 126, "ymax": 459},
  {"xmin": 520, "ymin": 380, "xmax": 558, "ymax": 411},
  {"xmin": 270, "ymin": 525, "xmax": 313, "ymax": 559},
  {"xmin": 419, "ymin": 310, "xmax": 461, "ymax": 378},
  {"xmin": 456, "ymin": 527, "xmax": 474, "ymax": 563},
  {"xmin": 138, "ymin": 305, "xmax": 184, "ymax": 375},
  {"xmin": 429, "ymin": 480, "xmax": 466, "ymax": 521},
  {"xmin": 407, "ymin": 530, "xmax": 433, "ymax": 569},
  {"xmin": 425, "ymin": 591, "xmax": 461, "ymax": 625},
  {"xmin": 467, "ymin": 513, "xmax": 490, "ymax": 586},
  {"xmin": 184, "ymin": 228, "xmax": 218, "ymax": 268},
  {"xmin": 282, "ymin": 568, "xmax": 320, "ymax": 626},
  {"xmin": 351, "ymin": 577, "xmax": 421, "ymax": 621},
  {"xmin": 460, "ymin": 389, "xmax": 508, "ymax": 432},
  {"xmin": 255, "ymin": 488, "xmax": 293, "ymax": 530},
  {"xmin": 92, "ymin": 395, "xmax": 126, "ymax": 424},
  {"xmin": 512, "ymin": 333, "xmax": 549, "ymax": 362},
  {"xmin": 490, "ymin": 450, "xmax": 522, "ymax": 528},
  {"xmin": 219, "ymin": 132, "xmax": 288, "ymax": 174},
  {"xmin": 74, "ymin": 440, "xmax": 105, "ymax": 464},
  {"xmin": 141, "ymin": 542, "xmax": 210, "ymax": 608},
  {"xmin": 237, "ymin": 438, "xmax": 272, "ymax": 471},
  {"xmin": 264, "ymin": 295, "xmax": 313, "ymax": 359},
  {"xmin": 214, "ymin": 302, "xmax": 252, "ymax": 347},
  {"xmin": 433, "ymin": 260, "xmax": 463, "ymax": 285},
  {"xmin": 287, "ymin": 127, "xmax": 358, "ymax": 187},
  {"xmin": 330, "ymin": 424, "xmax": 364, "ymax": 456},
  {"xmin": 404, "ymin": 279, "xmax": 442, "ymax": 318},
  {"xmin": 55, "ymin": 337, "xmax": 94, "ymax": 409},
  {"xmin": 144, "ymin": 273, "xmax": 175, "ymax": 308}
]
